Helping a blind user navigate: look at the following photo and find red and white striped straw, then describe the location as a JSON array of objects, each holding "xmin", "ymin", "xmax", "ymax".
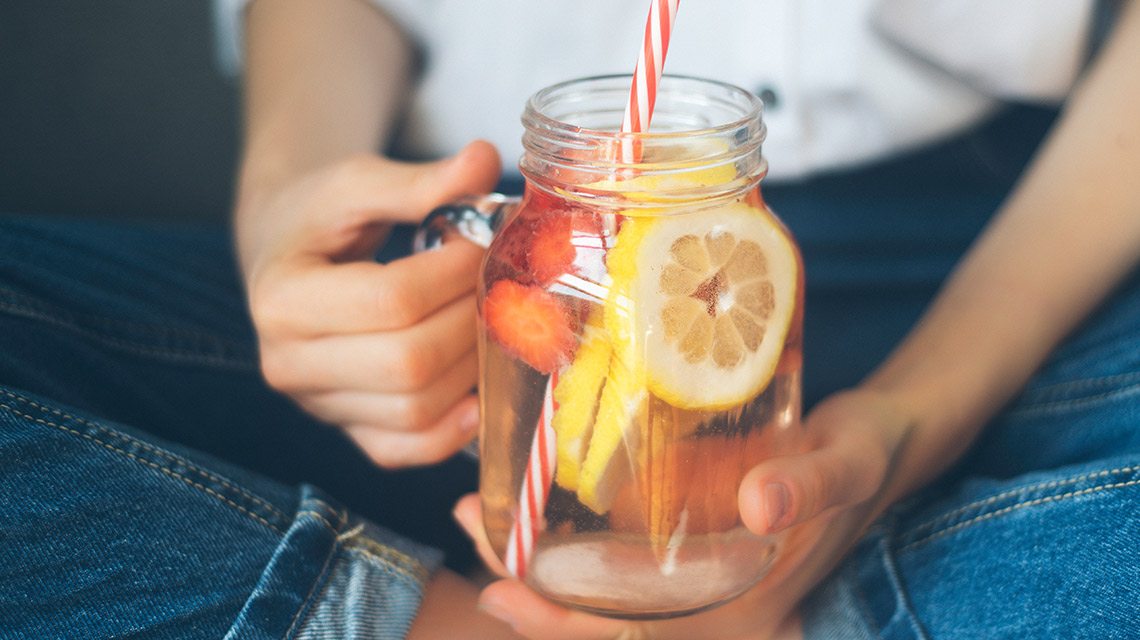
[
  {"xmin": 504, "ymin": 371, "xmax": 559, "ymax": 579},
  {"xmin": 620, "ymin": 0, "xmax": 681, "ymax": 163},
  {"xmin": 505, "ymin": 0, "xmax": 680, "ymax": 580}
]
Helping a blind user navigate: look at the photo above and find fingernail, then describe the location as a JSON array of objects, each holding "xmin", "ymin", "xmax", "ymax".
[
  {"xmin": 478, "ymin": 601, "xmax": 516, "ymax": 631},
  {"xmin": 765, "ymin": 482, "xmax": 791, "ymax": 533}
]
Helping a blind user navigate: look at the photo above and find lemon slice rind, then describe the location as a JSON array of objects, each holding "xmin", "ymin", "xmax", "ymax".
[{"xmin": 614, "ymin": 203, "xmax": 798, "ymax": 411}]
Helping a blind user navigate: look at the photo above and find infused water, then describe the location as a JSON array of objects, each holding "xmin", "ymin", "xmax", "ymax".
[{"xmin": 478, "ymin": 184, "xmax": 803, "ymax": 618}]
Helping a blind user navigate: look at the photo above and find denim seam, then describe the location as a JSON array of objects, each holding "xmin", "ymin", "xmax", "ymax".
[
  {"xmin": 901, "ymin": 477, "xmax": 1140, "ymax": 552},
  {"xmin": 851, "ymin": 584, "xmax": 884, "ymax": 640},
  {"xmin": 332, "ymin": 523, "xmax": 430, "ymax": 584},
  {"xmin": 875, "ymin": 536, "xmax": 931, "ymax": 640},
  {"xmin": 301, "ymin": 497, "xmax": 349, "ymax": 530},
  {"xmin": 848, "ymin": 527, "xmax": 930, "ymax": 640},
  {"xmin": 0, "ymin": 293, "xmax": 256, "ymax": 370},
  {"xmin": 0, "ymin": 395, "xmax": 285, "ymax": 535},
  {"xmin": 283, "ymin": 508, "xmax": 346, "ymax": 639},
  {"xmin": 1008, "ymin": 380, "xmax": 1140, "ymax": 416},
  {"xmin": 341, "ymin": 547, "xmax": 427, "ymax": 592},
  {"xmin": 846, "ymin": 526, "xmax": 887, "ymax": 636},
  {"xmin": 0, "ymin": 284, "xmax": 246, "ymax": 344},
  {"xmin": 0, "ymin": 387, "xmax": 287, "ymax": 522},
  {"xmin": 905, "ymin": 465, "xmax": 1139, "ymax": 538},
  {"xmin": 336, "ymin": 523, "xmax": 366, "ymax": 542},
  {"xmin": 344, "ymin": 534, "xmax": 432, "ymax": 587},
  {"xmin": 296, "ymin": 510, "xmax": 343, "ymax": 535},
  {"xmin": 1023, "ymin": 371, "xmax": 1140, "ymax": 397}
]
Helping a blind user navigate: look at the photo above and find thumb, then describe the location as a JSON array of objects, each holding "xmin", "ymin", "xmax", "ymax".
[
  {"xmin": 738, "ymin": 426, "xmax": 889, "ymax": 536},
  {"xmin": 369, "ymin": 140, "xmax": 502, "ymax": 224}
]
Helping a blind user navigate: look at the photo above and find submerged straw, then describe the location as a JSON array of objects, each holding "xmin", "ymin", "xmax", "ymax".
[
  {"xmin": 505, "ymin": 372, "xmax": 558, "ymax": 579},
  {"xmin": 506, "ymin": 0, "xmax": 681, "ymax": 580}
]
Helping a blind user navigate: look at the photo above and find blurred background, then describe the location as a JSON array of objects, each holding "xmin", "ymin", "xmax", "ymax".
[{"xmin": 0, "ymin": 1, "xmax": 240, "ymax": 222}]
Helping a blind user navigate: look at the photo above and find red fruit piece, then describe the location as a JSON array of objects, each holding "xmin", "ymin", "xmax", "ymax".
[
  {"xmin": 486, "ymin": 216, "xmax": 536, "ymax": 284},
  {"xmin": 529, "ymin": 211, "xmax": 606, "ymax": 285},
  {"xmin": 483, "ymin": 279, "xmax": 576, "ymax": 373}
]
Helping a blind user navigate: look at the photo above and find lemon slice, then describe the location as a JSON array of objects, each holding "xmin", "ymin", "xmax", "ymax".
[
  {"xmin": 602, "ymin": 216, "xmax": 651, "ymax": 375},
  {"xmin": 610, "ymin": 203, "xmax": 798, "ymax": 410},
  {"xmin": 592, "ymin": 163, "xmax": 738, "ymax": 205},
  {"xmin": 578, "ymin": 141, "xmax": 739, "ymax": 210},
  {"xmin": 576, "ymin": 355, "xmax": 646, "ymax": 514},
  {"xmin": 551, "ymin": 323, "xmax": 612, "ymax": 492}
]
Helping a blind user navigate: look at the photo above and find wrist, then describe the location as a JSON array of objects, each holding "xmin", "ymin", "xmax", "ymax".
[
  {"xmin": 232, "ymin": 159, "xmax": 280, "ymax": 285},
  {"xmin": 857, "ymin": 363, "xmax": 986, "ymax": 507}
]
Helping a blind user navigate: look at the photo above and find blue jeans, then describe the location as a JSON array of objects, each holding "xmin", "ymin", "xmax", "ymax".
[
  {"xmin": 0, "ymin": 386, "xmax": 440, "ymax": 638},
  {"xmin": 0, "ymin": 218, "xmax": 478, "ymax": 569},
  {"xmin": 0, "ymin": 218, "xmax": 471, "ymax": 637},
  {"xmin": 2, "ymin": 104, "xmax": 1136, "ymax": 637}
]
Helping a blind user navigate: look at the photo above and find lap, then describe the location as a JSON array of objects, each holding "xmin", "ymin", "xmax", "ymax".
[
  {"xmin": 801, "ymin": 270, "xmax": 1140, "ymax": 639},
  {"xmin": 0, "ymin": 214, "xmax": 479, "ymax": 572},
  {"xmin": 0, "ymin": 384, "xmax": 440, "ymax": 639}
]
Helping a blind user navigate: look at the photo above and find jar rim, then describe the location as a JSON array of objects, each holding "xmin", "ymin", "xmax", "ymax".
[
  {"xmin": 522, "ymin": 74, "xmax": 764, "ymax": 140},
  {"xmin": 519, "ymin": 75, "xmax": 768, "ymax": 208}
]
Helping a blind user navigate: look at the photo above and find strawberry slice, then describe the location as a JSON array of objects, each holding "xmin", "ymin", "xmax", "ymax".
[
  {"xmin": 528, "ymin": 210, "xmax": 607, "ymax": 285},
  {"xmin": 483, "ymin": 279, "xmax": 576, "ymax": 373},
  {"xmin": 486, "ymin": 215, "xmax": 537, "ymax": 284}
]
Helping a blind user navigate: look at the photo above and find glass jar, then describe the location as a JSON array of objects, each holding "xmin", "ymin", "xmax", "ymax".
[{"xmin": 425, "ymin": 75, "xmax": 803, "ymax": 619}]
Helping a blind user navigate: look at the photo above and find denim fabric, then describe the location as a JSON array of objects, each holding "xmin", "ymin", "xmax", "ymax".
[
  {"xmin": 290, "ymin": 520, "xmax": 439, "ymax": 639},
  {"xmin": 798, "ymin": 230, "xmax": 1140, "ymax": 638},
  {"xmin": 0, "ymin": 215, "xmax": 480, "ymax": 573},
  {"xmin": 0, "ymin": 385, "xmax": 441, "ymax": 639}
]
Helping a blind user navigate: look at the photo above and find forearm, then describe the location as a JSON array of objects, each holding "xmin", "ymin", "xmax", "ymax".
[
  {"xmin": 868, "ymin": 0, "xmax": 1140, "ymax": 503},
  {"xmin": 235, "ymin": 0, "xmax": 414, "ymax": 273}
]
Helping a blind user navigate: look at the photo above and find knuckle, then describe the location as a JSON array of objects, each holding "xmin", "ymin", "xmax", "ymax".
[
  {"xmin": 800, "ymin": 465, "xmax": 832, "ymax": 515},
  {"xmin": 373, "ymin": 278, "xmax": 422, "ymax": 329},
  {"xmin": 409, "ymin": 434, "xmax": 457, "ymax": 467},
  {"xmin": 357, "ymin": 433, "xmax": 448, "ymax": 469},
  {"xmin": 293, "ymin": 396, "xmax": 326, "ymax": 421},
  {"xmin": 248, "ymin": 283, "xmax": 292, "ymax": 336},
  {"xmin": 359, "ymin": 440, "xmax": 407, "ymax": 469},
  {"xmin": 345, "ymin": 426, "xmax": 396, "ymax": 466},
  {"xmin": 390, "ymin": 395, "xmax": 436, "ymax": 432},
  {"xmin": 416, "ymin": 445, "xmax": 454, "ymax": 467},
  {"xmin": 388, "ymin": 341, "xmax": 438, "ymax": 390},
  {"xmin": 258, "ymin": 347, "xmax": 295, "ymax": 391}
]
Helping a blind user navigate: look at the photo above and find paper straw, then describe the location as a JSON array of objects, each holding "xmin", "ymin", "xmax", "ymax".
[
  {"xmin": 620, "ymin": 0, "xmax": 681, "ymax": 163},
  {"xmin": 504, "ymin": 371, "xmax": 559, "ymax": 579},
  {"xmin": 505, "ymin": 0, "xmax": 680, "ymax": 580}
]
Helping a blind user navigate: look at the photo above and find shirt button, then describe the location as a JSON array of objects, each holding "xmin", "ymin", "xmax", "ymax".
[{"xmin": 755, "ymin": 85, "xmax": 780, "ymax": 110}]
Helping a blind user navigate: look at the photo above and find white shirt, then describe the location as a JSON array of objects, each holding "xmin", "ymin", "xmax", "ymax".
[{"xmin": 216, "ymin": 0, "xmax": 1093, "ymax": 181}]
